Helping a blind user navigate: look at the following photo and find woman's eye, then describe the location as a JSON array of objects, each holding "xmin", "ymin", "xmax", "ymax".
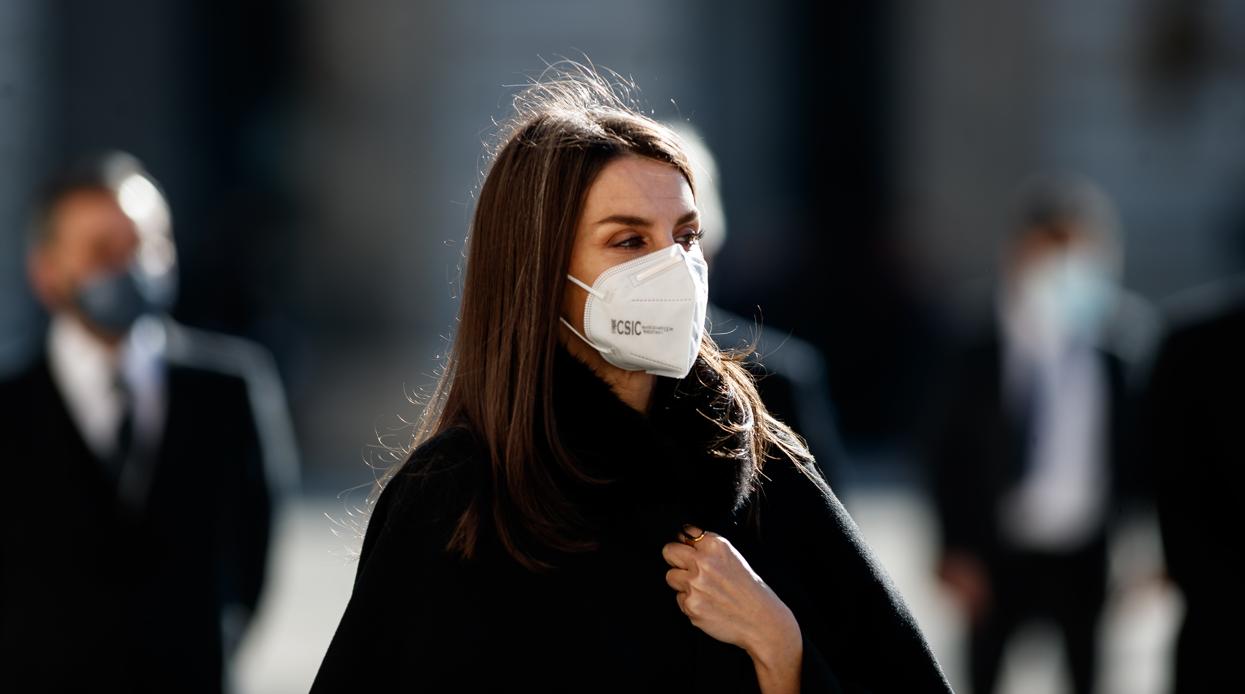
[
  {"xmin": 614, "ymin": 235, "xmax": 645, "ymax": 249},
  {"xmin": 676, "ymin": 228, "xmax": 705, "ymax": 249}
]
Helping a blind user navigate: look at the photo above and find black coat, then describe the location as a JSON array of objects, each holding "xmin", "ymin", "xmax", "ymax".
[
  {"xmin": 0, "ymin": 340, "xmax": 274, "ymax": 692},
  {"xmin": 1146, "ymin": 286, "xmax": 1245, "ymax": 691},
  {"xmin": 312, "ymin": 347, "xmax": 950, "ymax": 693}
]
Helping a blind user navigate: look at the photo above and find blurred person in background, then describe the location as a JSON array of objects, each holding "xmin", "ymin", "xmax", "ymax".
[
  {"xmin": 930, "ymin": 175, "xmax": 1152, "ymax": 694},
  {"xmin": 1145, "ymin": 274, "xmax": 1245, "ymax": 693},
  {"xmin": 666, "ymin": 121, "xmax": 851, "ymax": 491},
  {"xmin": 312, "ymin": 65, "xmax": 950, "ymax": 693},
  {"xmin": 0, "ymin": 152, "xmax": 297, "ymax": 692}
]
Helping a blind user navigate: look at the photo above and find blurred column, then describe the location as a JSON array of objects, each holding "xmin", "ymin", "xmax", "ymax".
[
  {"xmin": 0, "ymin": 0, "xmax": 48, "ymax": 373},
  {"xmin": 894, "ymin": 0, "xmax": 1047, "ymax": 286}
]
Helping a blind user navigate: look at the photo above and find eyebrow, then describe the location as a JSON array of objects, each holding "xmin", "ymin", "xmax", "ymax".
[{"xmin": 594, "ymin": 211, "xmax": 699, "ymax": 228}]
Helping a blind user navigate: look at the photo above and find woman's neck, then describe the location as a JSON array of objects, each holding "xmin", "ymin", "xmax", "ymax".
[{"xmin": 559, "ymin": 332, "xmax": 656, "ymax": 414}]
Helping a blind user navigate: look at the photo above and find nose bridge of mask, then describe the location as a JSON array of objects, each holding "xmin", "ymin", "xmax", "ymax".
[
  {"xmin": 633, "ymin": 248, "xmax": 688, "ymax": 283},
  {"xmin": 566, "ymin": 244, "xmax": 690, "ymax": 300}
]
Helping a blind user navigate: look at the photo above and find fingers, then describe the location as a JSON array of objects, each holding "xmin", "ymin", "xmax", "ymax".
[
  {"xmin": 665, "ymin": 567, "xmax": 691, "ymax": 592},
  {"xmin": 675, "ymin": 587, "xmax": 703, "ymax": 621},
  {"xmin": 661, "ymin": 541, "xmax": 696, "ymax": 569}
]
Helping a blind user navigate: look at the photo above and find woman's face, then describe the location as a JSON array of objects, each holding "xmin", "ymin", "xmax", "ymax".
[{"xmin": 562, "ymin": 154, "xmax": 703, "ymax": 338}]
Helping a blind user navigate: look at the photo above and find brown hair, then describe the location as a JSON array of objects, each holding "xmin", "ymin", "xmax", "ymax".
[
  {"xmin": 27, "ymin": 151, "xmax": 158, "ymax": 247},
  {"xmin": 389, "ymin": 62, "xmax": 823, "ymax": 572}
]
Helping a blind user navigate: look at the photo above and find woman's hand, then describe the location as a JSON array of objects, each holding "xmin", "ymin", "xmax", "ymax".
[{"xmin": 662, "ymin": 525, "xmax": 803, "ymax": 694}]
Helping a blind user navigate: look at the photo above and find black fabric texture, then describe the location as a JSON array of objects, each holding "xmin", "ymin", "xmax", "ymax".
[
  {"xmin": 0, "ymin": 355, "xmax": 272, "ymax": 693},
  {"xmin": 312, "ymin": 345, "xmax": 951, "ymax": 693}
]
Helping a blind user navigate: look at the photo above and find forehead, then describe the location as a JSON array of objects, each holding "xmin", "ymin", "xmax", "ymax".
[
  {"xmin": 582, "ymin": 155, "xmax": 694, "ymax": 216},
  {"xmin": 1017, "ymin": 222, "xmax": 1101, "ymax": 252},
  {"xmin": 49, "ymin": 189, "xmax": 137, "ymax": 243},
  {"xmin": 54, "ymin": 188, "xmax": 126, "ymax": 220}
]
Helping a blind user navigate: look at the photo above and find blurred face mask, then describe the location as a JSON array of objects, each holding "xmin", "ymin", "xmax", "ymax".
[
  {"xmin": 75, "ymin": 266, "xmax": 154, "ymax": 336},
  {"xmin": 560, "ymin": 243, "xmax": 709, "ymax": 379},
  {"xmin": 1014, "ymin": 251, "xmax": 1114, "ymax": 347}
]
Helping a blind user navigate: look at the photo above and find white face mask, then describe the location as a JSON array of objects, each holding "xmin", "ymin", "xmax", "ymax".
[{"xmin": 560, "ymin": 243, "xmax": 709, "ymax": 379}]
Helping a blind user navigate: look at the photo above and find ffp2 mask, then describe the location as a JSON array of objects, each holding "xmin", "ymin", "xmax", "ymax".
[{"xmin": 560, "ymin": 243, "xmax": 708, "ymax": 379}]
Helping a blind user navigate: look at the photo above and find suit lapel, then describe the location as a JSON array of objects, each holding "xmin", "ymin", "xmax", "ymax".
[{"xmin": 30, "ymin": 359, "xmax": 120, "ymax": 500}]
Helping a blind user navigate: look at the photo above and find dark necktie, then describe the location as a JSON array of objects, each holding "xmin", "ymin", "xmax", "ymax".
[
  {"xmin": 1005, "ymin": 356, "xmax": 1047, "ymax": 487},
  {"xmin": 109, "ymin": 372, "xmax": 134, "ymax": 481}
]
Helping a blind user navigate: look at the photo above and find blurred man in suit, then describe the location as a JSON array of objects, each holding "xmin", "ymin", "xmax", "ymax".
[
  {"xmin": 930, "ymin": 175, "xmax": 1151, "ymax": 694},
  {"xmin": 0, "ymin": 152, "xmax": 297, "ymax": 692},
  {"xmin": 1146, "ymin": 276, "xmax": 1245, "ymax": 693}
]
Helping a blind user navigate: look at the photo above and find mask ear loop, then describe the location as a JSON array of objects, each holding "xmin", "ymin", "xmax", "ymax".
[
  {"xmin": 559, "ymin": 317, "xmax": 612, "ymax": 354},
  {"xmin": 565, "ymin": 274, "xmax": 604, "ymax": 297},
  {"xmin": 561, "ymin": 275, "xmax": 613, "ymax": 354}
]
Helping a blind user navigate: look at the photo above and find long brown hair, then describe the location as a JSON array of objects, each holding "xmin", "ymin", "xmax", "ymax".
[{"xmin": 388, "ymin": 62, "xmax": 824, "ymax": 572}]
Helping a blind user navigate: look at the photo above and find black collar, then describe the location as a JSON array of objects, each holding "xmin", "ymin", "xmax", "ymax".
[{"xmin": 548, "ymin": 345, "xmax": 757, "ymax": 547}]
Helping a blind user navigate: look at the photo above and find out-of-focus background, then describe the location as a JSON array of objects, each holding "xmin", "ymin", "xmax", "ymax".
[{"xmin": 2, "ymin": 2, "xmax": 1243, "ymax": 692}]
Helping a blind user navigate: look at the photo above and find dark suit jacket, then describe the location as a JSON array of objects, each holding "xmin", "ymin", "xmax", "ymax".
[
  {"xmin": 929, "ymin": 331, "xmax": 1133, "ymax": 560},
  {"xmin": 1146, "ymin": 286, "xmax": 1245, "ymax": 691},
  {"xmin": 0, "ymin": 331, "xmax": 275, "ymax": 692},
  {"xmin": 311, "ymin": 346, "xmax": 950, "ymax": 693}
]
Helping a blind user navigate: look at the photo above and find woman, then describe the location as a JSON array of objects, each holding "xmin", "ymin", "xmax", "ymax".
[{"xmin": 312, "ymin": 65, "xmax": 951, "ymax": 693}]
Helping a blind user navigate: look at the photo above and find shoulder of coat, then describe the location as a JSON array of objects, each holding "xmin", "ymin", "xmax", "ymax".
[{"xmin": 383, "ymin": 425, "xmax": 484, "ymax": 516}]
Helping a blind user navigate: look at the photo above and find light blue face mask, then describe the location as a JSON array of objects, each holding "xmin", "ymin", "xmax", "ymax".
[
  {"xmin": 75, "ymin": 267, "xmax": 154, "ymax": 336},
  {"xmin": 1020, "ymin": 252, "xmax": 1114, "ymax": 344}
]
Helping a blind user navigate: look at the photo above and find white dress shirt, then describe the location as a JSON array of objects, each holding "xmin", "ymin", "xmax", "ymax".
[
  {"xmin": 47, "ymin": 313, "xmax": 167, "ymax": 466},
  {"xmin": 998, "ymin": 306, "xmax": 1109, "ymax": 551}
]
